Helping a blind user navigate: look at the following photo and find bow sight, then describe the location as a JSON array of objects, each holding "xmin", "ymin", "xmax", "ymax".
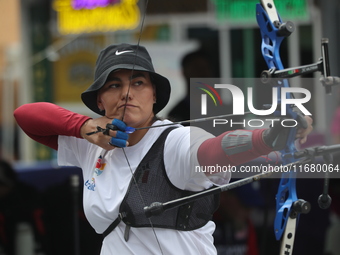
[{"xmin": 260, "ymin": 37, "xmax": 340, "ymax": 95}]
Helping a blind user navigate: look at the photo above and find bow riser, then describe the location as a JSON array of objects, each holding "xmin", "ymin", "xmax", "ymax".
[
  {"xmin": 256, "ymin": 3, "xmax": 299, "ymax": 161},
  {"xmin": 256, "ymin": 4, "xmax": 285, "ymax": 70}
]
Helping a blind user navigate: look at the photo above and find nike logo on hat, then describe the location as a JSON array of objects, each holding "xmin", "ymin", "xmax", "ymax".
[{"xmin": 115, "ymin": 50, "xmax": 134, "ymax": 55}]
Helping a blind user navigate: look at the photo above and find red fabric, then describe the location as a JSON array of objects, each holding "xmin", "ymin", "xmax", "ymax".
[
  {"xmin": 197, "ymin": 129, "xmax": 272, "ymax": 168},
  {"xmin": 331, "ymin": 107, "xmax": 340, "ymax": 135},
  {"xmin": 246, "ymin": 219, "xmax": 259, "ymax": 255},
  {"xmin": 14, "ymin": 102, "xmax": 91, "ymax": 150},
  {"xmin": 33, "ymin": 209, "xmax": 45, "ymax": 235}
]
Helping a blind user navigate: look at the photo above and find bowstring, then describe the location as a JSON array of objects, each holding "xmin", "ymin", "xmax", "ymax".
[{"xmin": 120, "ymin": 0, "xmax": 164, "ymax": 253}]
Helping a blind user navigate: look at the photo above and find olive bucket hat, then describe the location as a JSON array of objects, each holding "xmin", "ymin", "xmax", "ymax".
[{"xmin": 81, "ymin": 43, "xmax": 171, "ymax": 116}]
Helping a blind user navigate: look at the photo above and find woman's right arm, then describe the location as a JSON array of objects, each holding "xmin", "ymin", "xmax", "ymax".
[{"xmin": 14, "ymin": 102, "xmax": 91, "ymax": 150}]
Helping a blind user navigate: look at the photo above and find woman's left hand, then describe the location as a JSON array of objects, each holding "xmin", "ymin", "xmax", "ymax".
[
  {"xmin": 296, "ymin": 115, "xmax": 313, "ymax": 144},
  {"xmin": 80, "ymin": 117, "xmax": 129, "ymax": 150}
]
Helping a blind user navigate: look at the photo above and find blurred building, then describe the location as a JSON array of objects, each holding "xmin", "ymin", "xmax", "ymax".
[{"xmin": 0, "ymin": 1, "xmax": 21, "ymax": 161}]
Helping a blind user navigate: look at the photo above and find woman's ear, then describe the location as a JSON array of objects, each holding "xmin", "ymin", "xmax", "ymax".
[
  {"xmin": 97, "ymin": 95, "xmax": 104, "ymax": 111},
  {"xmin": 153, "ymin": 84, "xmax": 156, "ymax": 103}
]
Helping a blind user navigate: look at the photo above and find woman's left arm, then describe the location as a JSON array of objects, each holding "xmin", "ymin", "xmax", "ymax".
[{"xmin": 197, "ymin": 116, "xmax": 313, "ymax": 172}]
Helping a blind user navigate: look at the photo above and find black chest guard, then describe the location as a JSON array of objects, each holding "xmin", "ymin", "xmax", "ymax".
[{"xmin": 103, "ymin": 127, "xmax": 220, "ymax": 237}]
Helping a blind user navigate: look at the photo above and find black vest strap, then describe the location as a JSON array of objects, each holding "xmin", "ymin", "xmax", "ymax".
[{"xmin": 102, "ymin": 213, "xmax": 124, "ymax": 238}]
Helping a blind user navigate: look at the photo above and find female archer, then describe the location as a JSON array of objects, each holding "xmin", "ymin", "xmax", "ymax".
[{"xmin": 14, "ymin": 43, "xmax": 312, "ymax": 255}]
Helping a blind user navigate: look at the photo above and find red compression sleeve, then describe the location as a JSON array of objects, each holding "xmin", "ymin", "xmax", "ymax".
[
  {"xmin": 197, "ymin": 129, "xmax": 273, "ymax": 168},
  {"xmin": 14, "ymin": 102, "xmax": 91, "ymax": 150}
]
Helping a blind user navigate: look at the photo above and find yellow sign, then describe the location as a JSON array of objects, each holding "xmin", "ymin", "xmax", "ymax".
[
  {"xmin": 53, "ymin": 36, "xmax": 104, "ymax": 102},
  {"xmin": 53, "ymin": 0, "xmax": 140, "ymax": 34}
]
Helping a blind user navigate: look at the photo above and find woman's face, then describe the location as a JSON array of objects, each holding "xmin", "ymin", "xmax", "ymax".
[{"xmin": 97, "ymin": 69, "xmax": 156, "ymax": 128}]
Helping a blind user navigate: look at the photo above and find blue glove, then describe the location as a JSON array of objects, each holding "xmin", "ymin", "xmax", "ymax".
[{"xmin": 107, "ymin": 119, "xmax": 129, "ymax": 148}]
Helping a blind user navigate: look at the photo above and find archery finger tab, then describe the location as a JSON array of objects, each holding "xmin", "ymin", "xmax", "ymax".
[
  {"xmin": 108, "ymin": 142, "xmax": 116, "ymax": 148},
  {"xmin": 115, "ymin": 130, "xmax": 129, "ymax": 141},
  {"xmin": 108, "ymin": 130, "xmax": 129, "ymax": 148},
  {"xmin": 104, "ymin": 124, "xmax": 117, "ymax": 135},
  {"xmin": 109, "ymin": 137, "xmax": 129, "ymax": 148},
  {"xmin": 112, "ymin": 118, "xmax": 127, "ymax": 130},
  {"xmin": 105, "ymin": 122, "xmax": 134, "ymax": 134},
  {"xmin": 86, "ymin": 126, "xmax": 105, "ymax": 136}
]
